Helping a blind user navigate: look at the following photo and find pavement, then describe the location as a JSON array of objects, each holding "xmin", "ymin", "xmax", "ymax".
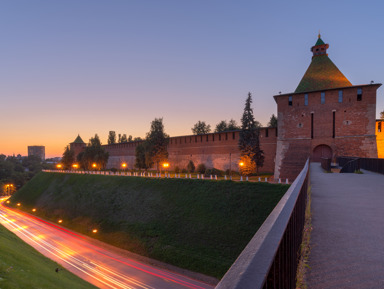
[{"xmin": 307, "ymin": 163, "xmax": 384, "ymax": 289}]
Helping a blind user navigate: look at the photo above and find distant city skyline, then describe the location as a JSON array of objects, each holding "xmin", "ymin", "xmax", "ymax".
[{"xmin": 1, "ymin": 1, "xmax": 383, "ymax": 158}]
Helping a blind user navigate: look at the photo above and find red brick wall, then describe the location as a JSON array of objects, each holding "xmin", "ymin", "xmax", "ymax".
[
  {"xmin": 274, "ymin": 84, "xmax": 380, "ymax": 180},
  {"xmin": 103, "ymin": 128, "xmax": 277, "ymax": 173}
]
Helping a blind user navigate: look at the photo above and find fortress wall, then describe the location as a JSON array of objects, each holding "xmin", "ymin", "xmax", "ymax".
[{"xmin": 104, "ymin": 128, "xmax": 277, "ymax": 173}]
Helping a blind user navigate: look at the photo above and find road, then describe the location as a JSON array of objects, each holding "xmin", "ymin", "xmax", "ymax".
[{"xmin": 0, "ymin": 198, "xmax": 215, "ymax": 289}]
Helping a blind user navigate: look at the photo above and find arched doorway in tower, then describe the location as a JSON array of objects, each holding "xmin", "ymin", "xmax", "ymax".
[{"xmin": 312, "ymin": 145, "xmax": 332, "ymax": 162}]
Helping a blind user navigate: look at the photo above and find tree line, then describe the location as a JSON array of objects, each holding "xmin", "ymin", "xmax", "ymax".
[
  {"xmin": 0, "ymin": 155, "xmax": 53, "ymax": 195},
  {"xmin": 61, "ymin": 92, "xmax": 277, "ymax": 175}
]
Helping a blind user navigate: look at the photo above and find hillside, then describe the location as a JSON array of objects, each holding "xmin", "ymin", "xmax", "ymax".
[
  {"xmin": 8, "ymin": 172, "xmax": 289, "ymax": 278},
  {"xmin": 0, "ymin": 223, "xmax": 97, "ymax": 289}
]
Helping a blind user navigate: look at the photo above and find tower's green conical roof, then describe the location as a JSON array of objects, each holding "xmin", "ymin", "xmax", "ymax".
[
  {"xmin": 295, "ymin": 36, "xmax": 352, "ymax": 93},
  {"xmin": 72, "ymin": 134, "xmax": 85, "ymax": 144}
]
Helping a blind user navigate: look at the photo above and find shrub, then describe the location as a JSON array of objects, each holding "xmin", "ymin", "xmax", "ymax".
[
  {"xmin": 110, "ymin": 168, "xmax": 118, "ymax": 173},
  {"xmin": 196, "ymin": 163, "xmax": 207, "ymax": 174},
  {"xmin": 174, "ymin": 166, "xmax": 180, "ymax": 174},
  {"xmin": 187, "ymin": 161, "xmax": 195, "ymax": 173},
  {"xmin": 205, "ymin": 168, "xmax": 224, "ymax": 177},
  {"xmin": 181, "ymin": 169, "xmax": 187, "ymax": 174}
]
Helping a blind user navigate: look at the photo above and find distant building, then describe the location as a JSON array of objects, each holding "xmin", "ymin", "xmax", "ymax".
[{"xmin": 28, "ymin": 146, "xmax": 45, "ymax": 161}]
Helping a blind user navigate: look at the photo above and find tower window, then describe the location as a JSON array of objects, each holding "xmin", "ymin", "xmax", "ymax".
[
  {"xmin": 321, "ymin": 92, "xmax": 325, "ymax": 104},
  {"xmin": 379, "ymin": 122, "xmax": 382, "ymax": 133},
  {"xmin": 265, "ymin": 128, "xmax": 269, "ymax": 137},
  {"xmin": 219, "ymin": 134, "xmax": 221, "ymax": 141},
  {"xmin": 288, "ymin": 96, "xmax": 292, "ymax": 106},
  {"xmin": 233, "ymin": 132, "xmax": 236, "ymax": 140},
  {"xmin": 311, "ymin": 113, "xmax": 314, "ymax": 139},
  {"xmin": 304, "ymin": 94, "xmax": 308, "ymax": 106},
  {"xmin": 338, "ymin": 90, "xmax": 343, "ymax": 103},
  {"xmin": 357, "ymin": 88, "xmax": 362, "ymax": 101},
  {"xmin": 332, "ymin": 111, "xmax": 336, "ymax": 138},
  {"xmin": 206, "ymin": 135, "xmax": 209, "ymax": 142},
  {"xmin": 212, "ymin": 134, "xmax": 215, "ymax": 142}
]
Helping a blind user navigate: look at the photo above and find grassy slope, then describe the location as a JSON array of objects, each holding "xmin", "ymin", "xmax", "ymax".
[
  {"xmin": 8, "ymin": 172, "xmax": 289, "ymax": 278},
  {"xmin": 0, "ymin": 224, "xmax": 97, "ymax": 289}
]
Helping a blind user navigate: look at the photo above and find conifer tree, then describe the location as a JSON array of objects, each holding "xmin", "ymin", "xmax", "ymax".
[{"xmin": 239, "ymin": 92, "xmax": 264, "ymax": 174}]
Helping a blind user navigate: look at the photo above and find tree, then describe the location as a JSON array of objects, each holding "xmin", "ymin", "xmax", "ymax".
[
  {"xmin": 133, "ymin": 137, "xmax": 143, "ymax": 141},
  {"xmin": 381, "ymin": 110, "xmax": 384, "ymax": 120},
  {"xmin": 215, "ymin": 121, "xmax": 228, "ymax": 133},
  {"xmin": 128, "ymin": 135, "xmax": 133, "ymax": 142},
  {"xmin": 78, "ymin": 134, "xmax": 109, "ymax": 170},
  {"xmin": 187, "ymin": 160, "xmax": 195, "ymax": 173},
  {"xmin": 239, "ymin": 92, "xmax": 264, "ymax": 174},
  {"xmin": 268, "ymin": 114, "xmax": 278, "ymax": 127},
  {"xmin": 146, "ymin": 118, "xmax": 169, "ymax": 170},
  {"xmin": 215, "ymin": 119, "xmax": 241, "ymax": 132},
  {"xmin": 61, "ymin": 146, "xmax": 75, "ymax": 169},
  {"xmin": 108, "ymin": 131, "xmax": 116, "ymax": 144},
  {"xmin": 227, "ymin": 119, "xmax": 240, "ymax": 131},
  {"xmin": 120, "ymin": 134, "xmax": 128, "ymax": 143},
  {"xmin": 239, "ymin": 155, "xmax": 256, "ymax": 176},
  {"xmin": 118, "ymin": 134, "xmax": 121, "ymax": 143},
  {"xmin": 192, "ymin": 121, "xmax": 211, "ymax": 135},
  {"xmin": 135, "ymin": 142, "xmax": 152, "ymax": 170}
]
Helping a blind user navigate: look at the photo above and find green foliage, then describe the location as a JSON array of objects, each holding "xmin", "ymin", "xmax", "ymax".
[
  {"xmin": 120, "ymin": 134, "xmax": 128, "ymax": 143},
  {"xmin": 135, "ymin": 118, "xmax": 169, "ymax": 171},
  {"xmin": 268, "ymin": 114, "xmax": 278, "ymax": 128},
  {"xmin": 196, "ymin": 163, "xmax": 207, "ymax": 174},
  {"xmin": 192, "ymin": 121, "xmax": 211, "ymax": 135},
  {"xmin": 239, "ymin": 92, "xmax": 264, "ymax": 173},
  {"xmin": 205, "ymin": 168, "xmax": 224, "ymax": 177},
  {"xmin": 214, "ymin": 119, "xmax": 240, "ymax": 132},
  {"xmin": 0, "ymin": 155, "xmax": 51, "ymax": 194},
  {"xmin": 135, "ymin": 142, "xmax": 152, "ymax": 170},
  {"xmin": 9, "ymin": 173, "xmax": 289, "ymax": 278},
  {"xmin": 380, "ymin": 110, "xmax": 384, "ymax": 120},
  {"xmin": 187, "ymin": 160, "xmax": 195, "ymax": 173},
  {"xmin": 77, "ymin": 134, "xmax": 109, "ymax": 170},
  {"xmin": 0, "ymin": 224, "xmax": 97, "ymax": 289},
  {"xmin": 174, "ymin": 166, "xmax": 180, "ymax": 173},
  {"xmin": 61, "ymin": 146, "xmax": 75, "ymax": 169},
  {"xmin": 108, "ymin": 131, "xmax": 116, "ymax": 144},
  {"xmin": 146, "ymin": 118, "xmax": 169, "ymax": 170},
  {"xmin": 128, "ymin": 135, "xmax": 133, "ymax": 142}
]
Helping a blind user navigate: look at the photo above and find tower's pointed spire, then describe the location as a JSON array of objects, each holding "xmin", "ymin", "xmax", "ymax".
[{"xmin": 295, "ymin": 35, "xmax": 352, "ymax": 93}]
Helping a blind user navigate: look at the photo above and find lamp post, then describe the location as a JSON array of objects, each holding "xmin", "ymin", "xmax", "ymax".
[
  {"xmin": 56, "ymin": 164, "xmax": 62, "ymax": 170},
  {"xmin": 92, "ymin": 163, "xmax": 97, "ymax": 170},
  {"xmin": 72, "ymin": 164, "xmax": 79, "ymax": 170}
]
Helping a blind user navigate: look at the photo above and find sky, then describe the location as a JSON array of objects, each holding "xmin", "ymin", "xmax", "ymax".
[{"xmin": 1, "ymin": 0, "xmax": 384, "ymax": 158}]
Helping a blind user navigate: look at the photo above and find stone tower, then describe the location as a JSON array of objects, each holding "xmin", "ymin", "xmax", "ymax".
[{"xmin": 274, "ymin": 35, "xmax": 381, "ymax": 180}]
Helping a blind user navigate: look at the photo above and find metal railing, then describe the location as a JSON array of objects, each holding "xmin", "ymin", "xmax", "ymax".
[
  {"xmin": 215, "ymin": 159, "xmax": 309, "ymax": 289},
  {"xmin": 338, "ymin": 156, "xmax": 384, "ymax": 174},
  {"xmin": 338, "ymin": 157, "xmax": 360, "ymax": 173}
]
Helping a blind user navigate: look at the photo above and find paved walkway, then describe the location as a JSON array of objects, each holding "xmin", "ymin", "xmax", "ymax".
[{"xmin": 307, "ymin": 163, "xmax": 384, "ymax": 288}]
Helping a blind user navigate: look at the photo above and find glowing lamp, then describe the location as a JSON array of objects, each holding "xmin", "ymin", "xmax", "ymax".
[
  {"xmin": 92, "ymin": 229, "xmax": 98, "ymax": 233},
  {"xmin": 121, "ymin": 163, "xmax": 127, "ymax": 168},
  {"xmin": 56, "ymin": 164, "xmax": 62, "ymax": 169},
  {"xmin": 92, "ymin": 163, "xmax": 97, "ymax": 168},
  {"xmin": 32, "ymin": 208, "xmax": 36, "ymax": 212},
  {"xmin": 17, "ymin": 203, "xmax": 21, "ymax": 206},
  {"xmin": 58, "ymin": 220, "xmax": 63, "ymax": 223},
  {"xmin": 239, "ymin": 162, "xmax": 244, "ymax": 167}
]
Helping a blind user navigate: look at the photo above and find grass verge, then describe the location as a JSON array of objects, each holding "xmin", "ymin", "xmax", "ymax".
[
  {"xmin": 8, "ymin": 172, "xmax": 289, "ymax": 279},
  {"xmin": 0, "ymin": 223, "xmax": 97, "ymax": 289},
  {"xmin": 296, "ymin": 186, "xmax": 312, "ymax": 289}
]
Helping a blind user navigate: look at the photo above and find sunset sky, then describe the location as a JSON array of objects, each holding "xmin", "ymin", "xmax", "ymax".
[{"xmin": 1, "ymin": 1, "xmax": 384, "ymax": 158}]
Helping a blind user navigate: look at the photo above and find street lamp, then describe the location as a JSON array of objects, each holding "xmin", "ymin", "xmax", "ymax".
[
  {"xmin": 72, "ymin": 164, "xmax": 79, "ymax": 169},
  {"xmin": 92, "ymin": 163, "xmax": 97, "ymax": 170},
  {"xmin": 56, "ymin": 164, "xmax": 62, "ymax": 169}
]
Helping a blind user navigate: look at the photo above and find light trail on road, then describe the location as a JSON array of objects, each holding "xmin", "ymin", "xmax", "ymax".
[{"xmin": 0, "ymin": 198, "xmax": 215, "ymax": 289}]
